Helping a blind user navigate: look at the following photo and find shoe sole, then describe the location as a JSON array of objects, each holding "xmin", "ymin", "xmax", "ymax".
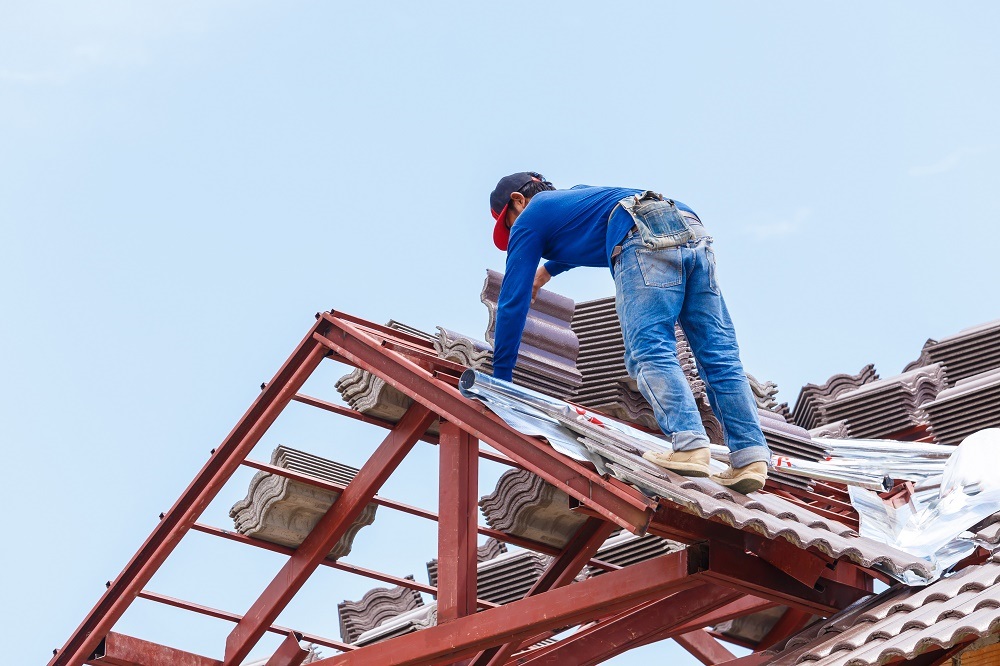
[
  {"xmin": 663, "ymin": 462, "xmax": 711, "ymax": 477},
  {"xmin": 712, "ymin": 474, "xmax": 766, "ymax": 494},
  {"xmin": 642, "ymin": 452, "xmax": 711, "ymax": 477}
]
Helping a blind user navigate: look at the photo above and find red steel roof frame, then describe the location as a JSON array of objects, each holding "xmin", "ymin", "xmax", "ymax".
[{"xmin": 51, "ymin": 310, "xmax": 881, "ymax": 666}]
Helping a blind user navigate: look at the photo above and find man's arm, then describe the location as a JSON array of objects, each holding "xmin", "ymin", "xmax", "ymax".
[{"xmin": 492, "ymin": 227, "xmax": 545, "ymax": 382}]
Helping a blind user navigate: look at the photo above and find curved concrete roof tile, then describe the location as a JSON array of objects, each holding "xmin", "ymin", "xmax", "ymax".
[{"xmin": 769, "ymin": 554, "xmax": 1000, "ymax": 665}]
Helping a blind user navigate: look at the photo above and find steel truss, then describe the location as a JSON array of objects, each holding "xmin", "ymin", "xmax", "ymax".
[{"xmin": 52, "ymin": 310, "xmax": 885, "ymax": 666}]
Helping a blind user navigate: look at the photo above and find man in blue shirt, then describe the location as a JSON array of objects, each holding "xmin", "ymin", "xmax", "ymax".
[{"xmin": 488, "ymin": 172, "xmax": 771, "ymax": 493}]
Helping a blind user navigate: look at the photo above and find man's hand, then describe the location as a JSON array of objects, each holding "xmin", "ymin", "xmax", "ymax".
[{"xmin": 531, "ymin": 265, "xmax": 552, "ymax": 304}]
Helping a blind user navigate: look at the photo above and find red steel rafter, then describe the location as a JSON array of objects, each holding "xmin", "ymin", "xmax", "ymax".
[
  {"xmin": 50, "ymin": 321, "xmax": 333, "ymax": 666},
  {"xmin": 223, "ymin": 402, "xmax": 437, "ymax": 664}
]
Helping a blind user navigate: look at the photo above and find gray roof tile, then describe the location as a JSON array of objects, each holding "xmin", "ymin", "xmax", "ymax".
[{"xmin": 229, "ymin": 446, "xmax": 377, "ymax": 561}]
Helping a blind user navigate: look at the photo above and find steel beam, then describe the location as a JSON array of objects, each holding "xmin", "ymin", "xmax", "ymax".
[
  {"xmin": 223, "ymin": 402, "xmax": 436, "ymax": 665},
  {"xmin": 265, "ymin": 632, "xmax": 308, "ymax": 666},
  {"xmin": 702, "ymin": 542, "xmax": 863, "ymax": 616},
  {"xmin": 437, "ymin": 422, "xmax": 479, "ymax": 624},
  {"xmin": 316, "ymin": 313, "xmax": 655, "ymax": 535},
  {"xmin": 472, "ymin": 517, "xmax": 617, "ymax": 666},
  {"xmin": 649, "ymin": 504, "xmax": 830, "ymax": 589},
  {"xmin": 674, "ymin": 630, "xmax": 737, "ymax": 665},
  {"xmin": 629, "ymin": 594, "xmax": 777, "ymax": 653},
  {"xmin": 660, "ymin": 595, "xmax": 777, "ymax": 637},
  {"xmin": 309, "ymin": 548, "xmax": 702, "ymax": 666},
  {"xmin": 510, "ymin": 583, "xmax": 742, "ymax": 666},
  {"xmin": 191, "ymin": 522, "xmax": 496, "ymax": 609},
  {"xmin": 86, "ymin": 632, "xmax": 221, "ymax": 666},
  {"xmin": 51, "ymin": 321, "xmax": 332, "ymax": 666}
]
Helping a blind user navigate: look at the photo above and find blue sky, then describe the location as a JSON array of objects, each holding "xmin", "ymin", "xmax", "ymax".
[{"xmin": 2, "ymin": 2, "xmax": 998, "ymax": 663}]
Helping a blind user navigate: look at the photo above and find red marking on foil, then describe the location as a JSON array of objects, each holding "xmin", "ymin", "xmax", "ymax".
[{"xmin": 575, "ymin": 407, "xmax": 605, "ymax": 427}]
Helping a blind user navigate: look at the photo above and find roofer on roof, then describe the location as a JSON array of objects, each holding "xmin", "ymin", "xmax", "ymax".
[{"xmin": 488, "ymin": 172, "xmax": 771, "ymax": 493}]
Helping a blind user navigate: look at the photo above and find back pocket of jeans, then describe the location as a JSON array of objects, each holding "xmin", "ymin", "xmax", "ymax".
[{"xmin": 636, "ymin": 247, "xmax": 683, "ymax": 288}]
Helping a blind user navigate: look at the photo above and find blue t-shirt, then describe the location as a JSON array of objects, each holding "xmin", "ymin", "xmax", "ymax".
[{"xmin": 492, "ymin": 185, "xmax": 695, "ymax": 381}]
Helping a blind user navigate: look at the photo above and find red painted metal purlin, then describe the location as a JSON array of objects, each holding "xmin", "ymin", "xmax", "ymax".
[
  {"xmin": 223, "ymin": 402, "xmax": 437, "ymax": 665},
  {"xmin": 190, "ymin": 523, "xmax": 499, "ymax": 609},
  {"xmin": 674, "ymin": 630, "xmax": 737, "ymax": 665},
  {"xmin": 473, "ymin": 517, "xmax": 617, "ymax": 666},
  {"xmin": 265, "ymin": 632, "xmax": 308, "ymax": 666},
  {"xmin": 315, "ymin": 314, "xmax": 654, "ymax": 535},
  {"xmin": 195, "ymin": 478, "xmax": 619, "ymax": 577},
  {"xmin": 310, "ymin": 549, "xmax": 701, "ymax": 666},
  {"xmin": 86, "ymin": 632, "xmax": 221, "ymax": 666},
  {"xmin": 135, "ymin": 590, "xmax": 355, "ymax": 652},
  {"xmin": 289, "ymin": 391, "xmax": 437, "ymax": 444},
  {"xmin": 288, "ymin": 392, "xmax": 522, "ymax": 468},
  {"xmin": 509, "ymin": 584, "xmax": 743, "ymax": 666},
  {"xmin": 50, "ymin": 321, "xmax": 333, "ymax": 666},
  {"xmin": 437, "ymin": 421, "xmax": 480, "ymax": 624}
]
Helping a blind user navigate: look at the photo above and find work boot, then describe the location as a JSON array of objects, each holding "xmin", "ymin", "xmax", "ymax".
[
  {"xmin": 711, "ymin": 462, "xmax": 768, "ymax": 494},
  {"xmin": 642, "ymin": 448, "xmax": 711, "ymax": 477}
]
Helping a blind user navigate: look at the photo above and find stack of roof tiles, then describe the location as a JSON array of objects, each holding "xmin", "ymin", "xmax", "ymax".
[
  {"xmin": 478, "ymin": 468, "xmax": 590, "ymax": 549},
  {"xmin": 921, "ymin": 368, "xmax": 1000, "ymax": 445},
  {"xmin": 426, "ymin": 538, "xmax": 507, "ymax": 587},
  {"xmin": 816, "ymin": 364, "xmax": 947, "ymax": 439},
  {"xmin": 748, "ymin": 373, "xmax": 792, "ymax": 420},
  {"xmin": 473, "ymin": 549, "xmax": 553, "ymax": 605},
  {"xmin": 229, "ymin": 446, "xmax": 376, "ymax": 560},
  {"xmin": 906, "ymin": 320, "xmax": 1000, "ymax": 384},
  {"xmin": 584, "ymin": 532, "xmax": 684, "ymax": 577},
  {"xmin": 480, "ymin": 269, "xmax": 583, "ymax": 400},
  {"xmin": 341, "ymin": 538, "xmax": 543, "ymax": 646},
  {"xmin": 338, "ymin": 578, "xmax": 424, "ymax": 644},
  {"xmin": 791, "ymin": 365, "xmax": 879, "ymax": 431}
]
